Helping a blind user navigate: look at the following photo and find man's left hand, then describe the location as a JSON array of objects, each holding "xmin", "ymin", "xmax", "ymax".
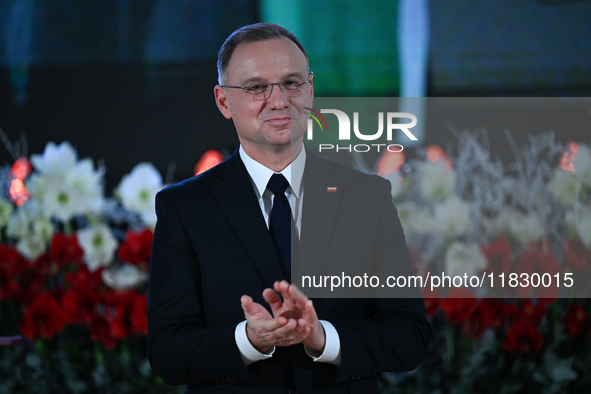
[{"xmin": 269, "ymin": 281, "xmax": 326, "ymax": 353}]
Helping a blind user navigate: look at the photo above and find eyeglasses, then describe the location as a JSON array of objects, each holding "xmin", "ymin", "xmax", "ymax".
[{"xmin": 221, "ymin": 72, "xmax": 313, "ymax": 101}]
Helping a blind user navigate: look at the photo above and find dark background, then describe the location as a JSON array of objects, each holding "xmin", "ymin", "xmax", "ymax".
[{"xmin": 1, "ymin": 0, "xmax": 590, "ymax": 191}]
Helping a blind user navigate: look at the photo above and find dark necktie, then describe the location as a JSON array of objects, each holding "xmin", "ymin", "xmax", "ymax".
[{"xmin": 267, "ymin": 173, "xmax": 292, "ymax": 277}]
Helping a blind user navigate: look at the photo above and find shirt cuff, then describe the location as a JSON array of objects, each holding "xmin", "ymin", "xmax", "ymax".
[
  {"xmin": 235, "ymin": 320, "xmax": 275, "ymax": 365},
  {"xmin": 304, "ymin": 320, "xmax": 341, "ymax": 366}
]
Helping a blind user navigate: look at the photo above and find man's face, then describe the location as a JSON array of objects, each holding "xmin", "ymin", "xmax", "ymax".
[{"xmin": 214, "ymin": 37, "xmax": 313, "ymax": 156}]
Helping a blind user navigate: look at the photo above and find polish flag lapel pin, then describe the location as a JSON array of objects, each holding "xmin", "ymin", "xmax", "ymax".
[{"xmin": 327, "ymin": 187, "xmax": 337, "ymax": 192}]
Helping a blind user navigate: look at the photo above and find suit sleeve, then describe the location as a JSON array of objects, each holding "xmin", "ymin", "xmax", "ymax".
[
  {"xmin": 147, "ymin": 189, "xmax": 254, "ymax": 386},
  {"xmin": 331, "ymin": 177, "xmax": 431, "ymax": 382}
]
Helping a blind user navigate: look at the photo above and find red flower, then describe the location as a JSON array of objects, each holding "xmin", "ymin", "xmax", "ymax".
[
  {"xmin": 19, "ymin": 292, "xmax": 67, "ymax": 340},
  {"xmin": 482, "ymin": 237, "xmax": 513, "ymax": 276},
  {"xmin": 563, "ymin": 238, "xmax": 591, "ymax": 272},
  {"xmin": 0, "ymin": 267, "xmax": 20, "ymax": 300},
  {"xmin": 513, "ymin": 239, "xmax": 561, "ymax": 299},
  {"xmin": 463, "ymin": 299, "xmax": 518, "ymax": 339},
  {"xmin": 440, "ymin": 288, "xmax": 477, "ymax": 324},
  {"xmin": 90, "ymin": 314, "xmax": 117, "ymax": 349},
  {"xmin": 518, "ymin": 299, "xmax": 548, "ymax": 326},
  {"xmin": 422, "ymin": 287, "xmax": 440, "ymax": 317},
  {"xmin": 105, "ymin": 292, "xmax": 134, "ymax": 339},
  {"xmin": 0, "ymin": 244, "xmax": 28, "ymax": 275},
  {"xmin": 33, "ymin": 253, "xmax": 61, "ymax": 277},
  {"xmin": 50, "ymin": 233, "xmax": 84, "ymax": 264},
  {"xmin": 503, "ymin": 321, "xmax": 543, "ymax": 353},
  {"xmin": 61, "ymin": 286, "xmax": 100, "ymax": 325},
  {"xmin": 16, "ymin": 271, "xmax": 46, "ymax": 303},
  {"xmin": 130, "ymin": 293, "xmax": 148, "ymax": 335},
  {"xmin": 118, "ymin": 229, "xmax": 153, "ymax": 267},
  {"xmin": 99, "ymin": 290, "xmax": 147, "ymax": 340},
  {"xmin": 65, "ymin": 263, "xmax": 104, "ymax": 290},
  {"xmin": 563, "ymin": 303, "xmax": 587, "ymax": 338},
  {"xmin": 463, "ymin": 309, "xmax": 487, "ymax": 339},
  {"xmin": 481, "ymin": 299, "xmax": 514, "ymax": 328}
]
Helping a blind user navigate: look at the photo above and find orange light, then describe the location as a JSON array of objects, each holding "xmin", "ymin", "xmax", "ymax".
[
  {"xmin": 426, "ymin": 145, "xmax": 452, "ymax": 169},
  {"xmin": 9, "ymin": 157, "xmax": 32, "ymax": 180},
  {"xmin": 8, "ymin": 157, "xmax": 31, "ymax": 206},
  {"xmin": 377, "ymin": 150, "xmax": 406, "ymax": 176},
  {"xmin": 194, "ymin": 150, "xmax": 224, "ymax": 176},
  {"xmin": 559, "ymin": 142, "xmax": 578, "ymax": 174},
  {"xmin": 9, "ymin": 179, "xmax": 30, "ymax": 206}
]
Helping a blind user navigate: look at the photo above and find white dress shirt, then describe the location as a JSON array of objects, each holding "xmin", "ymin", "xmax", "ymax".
[{"xmin": 234, "ymin": 145, "xmax": 341, "ymax": 366}]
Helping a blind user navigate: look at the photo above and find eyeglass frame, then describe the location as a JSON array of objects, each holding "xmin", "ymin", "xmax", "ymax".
[{"xmin": 220, "ymin": 72, "xmax": 314, "ymax": 100}]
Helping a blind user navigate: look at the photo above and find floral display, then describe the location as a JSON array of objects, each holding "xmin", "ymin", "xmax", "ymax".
[
  {"xmin": 377, "ymin": 132, "xmax": 591, "ymax": 393},
  {"xmin": 0, "ymin": 132, "xmax": 590, "ymax": 393},
  {"xmin": 0, "ymin": 141, "xmax": 169, "ymax": 393}
]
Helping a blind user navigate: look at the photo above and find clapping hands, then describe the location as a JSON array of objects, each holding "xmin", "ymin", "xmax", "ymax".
[{"xmin": 240, "ymin": 281, "xmax": 325, "ymax": 353}]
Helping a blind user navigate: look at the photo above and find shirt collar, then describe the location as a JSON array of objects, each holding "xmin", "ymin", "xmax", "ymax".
[{"xmin": 239, "ymin": 145, "xmax": 306, "ymax": 199}]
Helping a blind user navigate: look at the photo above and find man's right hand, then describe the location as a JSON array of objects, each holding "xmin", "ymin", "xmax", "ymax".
[{"xmin": 240, "ymin": 295, "xmax": 311, "ymax": 353}]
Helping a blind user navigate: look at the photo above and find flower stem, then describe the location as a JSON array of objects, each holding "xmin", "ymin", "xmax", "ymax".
[
  {"xmin": 94, "ymin": 341, "xmax": 104, "ymax": 366},
  {"xmin": 64, "ymin": 221, "xmax": 73, "ymax": 236},
  {"xmin": 447, "ymin": 325, "xmax": 455, "ymax": 362},
  {"xmin": 35, "ymin": 338, "xmax": 51, "ymax": 370}
]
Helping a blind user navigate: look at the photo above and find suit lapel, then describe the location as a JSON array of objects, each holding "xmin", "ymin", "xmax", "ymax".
[
  {"xmin": 209, "ymin": 151, "xmax": 283, "ymax": 288},
  {"xmin": 298, "ymin": 151, "xmax": 345, "ymax": 272}
]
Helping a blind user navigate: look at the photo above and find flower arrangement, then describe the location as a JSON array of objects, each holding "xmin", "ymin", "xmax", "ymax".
[
  {"xmin": 0, "ymin": 141, "xmax": 180, "ymax": 393},
  {"xmin": 376, "ymin": 131, "xmax": 591, "ymax": 393},
  {"xmin": 1, "ymin": 130, "xmax": 590, "ymax": 393}
]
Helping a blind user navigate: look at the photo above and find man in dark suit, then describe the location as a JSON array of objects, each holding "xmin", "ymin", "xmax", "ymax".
[{"xmin": 148, "ymin": 23, "xmax": 430, "ymax": 393}]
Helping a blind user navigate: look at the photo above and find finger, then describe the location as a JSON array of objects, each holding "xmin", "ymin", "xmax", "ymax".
[
  {"xmin": 273, "ymin": 318, "xmax": 298, "ymax": 338},
  {"xmin": 249, "ymin": 315, "xmax": 289, "ymax": 334},
  {"xmin": 274, "ymin": 280, "xmax": 291, "ymax": 297},
  {"xmin": 278, "ymin": 324, "xmax": 311, "ymax": 346},
  {"xmin": 290, "ymin": 325, "xmax": 311, "ymax": 343},
  {"xmin": 289, "ymin": 283, "xmax": 309, "ymax": 300},
  {"xmin": 240, "ymin": 295, "xmax": 254, "ymax": 314},
  {"xmin": 262, "ymin": 288, "xmax": 283, "ymax": 315},
  {"xmin": 302, "ymin": 299, "xmax": 319, "ymax": 325}
]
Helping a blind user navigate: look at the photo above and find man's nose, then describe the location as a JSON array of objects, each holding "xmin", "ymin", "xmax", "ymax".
[{"xmin": 266, "ymin": 83, "xmax": 290, "ymax": 109}]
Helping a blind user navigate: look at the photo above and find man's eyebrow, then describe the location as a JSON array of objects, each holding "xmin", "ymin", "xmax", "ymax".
[
  {"xmin": 240, "ymin": 72, "xmax": 307, "ymax": 85},
  {"xmin": 281, "ymin": 72, "xmax": 307, "ymax": 80}
]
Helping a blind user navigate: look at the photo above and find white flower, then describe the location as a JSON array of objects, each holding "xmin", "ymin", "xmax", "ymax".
[
  {"xmin": 418, "ymin": 161, "xmax": 455, "ymax": 202},
  {"xmin": 444, "ymin": 241, "xmax": 487, "ymax": 278},
  {"xmin": 0, "ymin": 198, "xmax": 14, "ymax": 229},
  {"xmin": 482, "ymin": 210, "xmax": 513, "ymax": 239},
  {"xmin": 64, "ymin": 159, "xmax": 105, "ymax": 214},
  {"xmin": 507, "ymin": 210, "xmax": 544, "ymax": 245},
  {"xmin": 77, "ymin": 224, "xmax": 118, "ymax": 272},
  {"xmin": 32, "ymin": 218, "xmax": 54, "ymax": 242},
  {"xmin": 102, "ymin": 264, "xmax": 148, "ymax": 290},
  {"xmin": 28, "ymin": 154, "xmax": 104, "ymax": 223},
  {"xmin": 40, "ymin": 179, "xmax": 84, "ymax": 222},
  {"xmin": 381, "ymin": 171, "xmax": 403, "ymax": 199},
  {"xmin": 548, "ymin": 168, "xmax": 582, "ymax": 207},
  {"xmin": 396, "ymin": 201, "xmax": 433, "ymax": 236},
  {"xmin": 6, "ymin": 208, "xmax": 30, "ymax": 240},
  {"xmin": 432, "ymin": 196, "xmax": 472, "ymax": 238},
  {"xmin": 573, "ymin": 145, "xmax": 591, "ymax": 187},
  {"xmin": 569, "ymin": 204, "xmax": 591, "ymax": 249},
  {"xmin": 16, "ymin": 235, "xmax": 46, "ymax": 262},
  {"xmin": 117, "ymin": 163, "xmax": 163, "ymax": 227},
  {"xmin": 30, "ymin": 141, "xmax": 77, "ymax": 176}
]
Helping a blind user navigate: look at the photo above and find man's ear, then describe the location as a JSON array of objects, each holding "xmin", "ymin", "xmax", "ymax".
[{"xmin": 214, "ymin": 85, "xmax": 232, "ymax": 120}]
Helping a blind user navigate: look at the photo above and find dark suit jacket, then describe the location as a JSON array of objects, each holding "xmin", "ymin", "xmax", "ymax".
[{"xmin": 147, "ymin": 148, "xmax": 431, "ymax": 394}]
